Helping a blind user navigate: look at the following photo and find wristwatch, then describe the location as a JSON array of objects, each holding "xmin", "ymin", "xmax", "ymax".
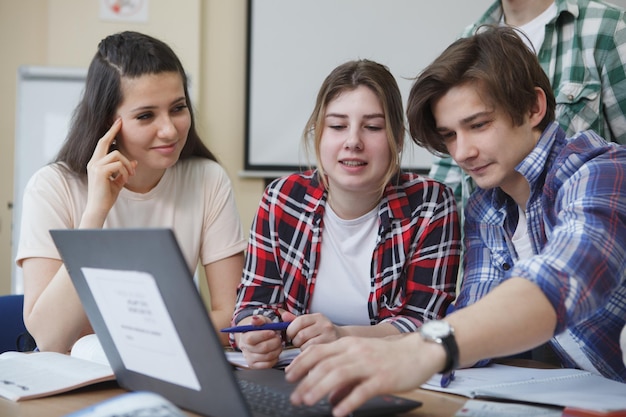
[{"xmin": 420, "ymin": 320, "xmax": 459, "ymax": 374}]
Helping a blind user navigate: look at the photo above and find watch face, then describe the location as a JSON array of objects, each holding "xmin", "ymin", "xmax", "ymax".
[
  {"xmin": 423, "ymin": 320, "xmax": 451, "ymax": 338},
  {"xmin": 422, "ymin": 320, "xmax": 459, "ymax": 374}
]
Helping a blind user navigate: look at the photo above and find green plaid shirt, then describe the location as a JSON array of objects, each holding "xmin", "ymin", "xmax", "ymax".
[{"xmin": 429, "ymin": 0, "xmax": 626, "ymax": 208}]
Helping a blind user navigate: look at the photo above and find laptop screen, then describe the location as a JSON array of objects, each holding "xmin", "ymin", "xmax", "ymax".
[{"xmin": 51, "ymin": 228, "xmax": 421, "ymax": 417}]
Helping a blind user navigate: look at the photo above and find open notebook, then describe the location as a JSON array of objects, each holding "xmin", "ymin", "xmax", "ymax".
[
  {"xmin": 422, "ymin": 363, "xmax": 626, "ymax": 415},
  {"xmin": 51, "ymin": 228, "xmax": 421, "ymax": 417}
]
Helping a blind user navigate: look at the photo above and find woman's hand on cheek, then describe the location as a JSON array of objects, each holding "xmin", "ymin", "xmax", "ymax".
[{"xmin": 84, "ymin": 118, "xmax": 137, "ymax": 223}]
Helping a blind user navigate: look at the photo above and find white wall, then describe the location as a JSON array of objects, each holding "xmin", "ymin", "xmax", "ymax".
[{"xmin": 2, "ymin": 0, "xmax": 626, "ymax": 294}]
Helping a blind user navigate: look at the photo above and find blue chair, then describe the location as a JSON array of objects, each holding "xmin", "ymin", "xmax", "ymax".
[{"xmin": 0, "ymin": 294, "xmax": 30, "ymax": 353}]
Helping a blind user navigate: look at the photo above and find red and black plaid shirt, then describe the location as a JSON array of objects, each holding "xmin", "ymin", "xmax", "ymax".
[{"xmin": 233, "ymin": 170, "xmax": 460, "ymax": 336}]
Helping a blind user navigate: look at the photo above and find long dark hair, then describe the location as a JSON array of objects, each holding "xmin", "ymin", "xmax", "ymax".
[{"xmin": 55, "ymin": 31, "xmax": 216, "ymax": 176}]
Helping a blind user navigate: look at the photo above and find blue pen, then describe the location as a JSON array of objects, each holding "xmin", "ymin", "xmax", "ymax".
[
  {"xmin": 440, "ymin": 371, "xmax": 455, "ymax": 388},
  {"xmin": 220, "ymin": 322, "xmax": 291, "ymax": 333}
]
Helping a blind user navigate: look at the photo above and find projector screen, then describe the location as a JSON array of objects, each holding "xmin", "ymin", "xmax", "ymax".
[
  {"xmin": 244, "ymin": 0, "xmax": 493, "ymax": 176},
  {"xmin": 12, "ymin": 66, "xmax": 87, "ymax": 293}
]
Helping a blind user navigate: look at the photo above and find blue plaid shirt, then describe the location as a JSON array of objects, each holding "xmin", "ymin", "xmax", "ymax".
[{"xmin": 456, "ymin": 122, "xmax": 626, "ymax": 382}]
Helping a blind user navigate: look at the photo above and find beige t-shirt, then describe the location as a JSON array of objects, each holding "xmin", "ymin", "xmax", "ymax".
[{"xmin": 16, "ymin": 158, "xmax": 246, "ymax": 273}]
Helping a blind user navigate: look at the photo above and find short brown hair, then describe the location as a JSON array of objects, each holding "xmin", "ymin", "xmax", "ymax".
[{"xmin": 407, "ymin": 25, "xmax": 555, "ymax": 156}]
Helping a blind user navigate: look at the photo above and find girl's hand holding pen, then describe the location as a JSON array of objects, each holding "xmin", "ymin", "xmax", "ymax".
[
  {"xmin": 84, "ymin": 118, "xmax": 137, "ymax": 225},
  {"xmin": 234, "ymin": 315, "xmax": 286, "ymax": 369},
  {"xmin": 282, "ymin": 311, "xmax": 342, "ymax": 350},
  {"xmin": 221, "ymin": 321, "xmax": 291, "ymax": 333}
]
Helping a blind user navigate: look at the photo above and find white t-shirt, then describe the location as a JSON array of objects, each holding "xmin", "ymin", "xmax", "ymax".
[
  {"xmin": 512, "ymin": 205, "xmax": 534, "ymax": 261},
  {"xmin": 16, "ymin": 158, "xmax": 247, "ymax": 274},
  {"xmin": 501, "ymin": 2, "xmax": 558, "ymax": 53},
  {"xmin": 309, "ymin": 204, "xmax": 377, "ymax": 326}
]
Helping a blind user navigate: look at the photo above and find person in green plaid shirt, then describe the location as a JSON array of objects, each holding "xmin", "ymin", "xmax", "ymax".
[{"xmin": 430, "ymin": 0, "xmax": 626, "ymax": 210}]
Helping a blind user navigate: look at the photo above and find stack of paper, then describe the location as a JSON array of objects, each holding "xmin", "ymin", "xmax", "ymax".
[{"xmin": 224, "ymin": 347, "xmax": 301, "ymax": 369}]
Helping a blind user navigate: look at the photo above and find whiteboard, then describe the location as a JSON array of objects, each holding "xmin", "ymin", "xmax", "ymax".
[
  {"xmin": 244, "ymin": 0, "xmax": 493, "ymax": 175},
  {"xmin": 12, "ymin": 66, "xmax": 87, "ymax": 293}
]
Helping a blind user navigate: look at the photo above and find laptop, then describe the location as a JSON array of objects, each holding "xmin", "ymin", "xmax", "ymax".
[{"xmin": 50, "ymin": 228, "xmax": 422, "ymax": 417}]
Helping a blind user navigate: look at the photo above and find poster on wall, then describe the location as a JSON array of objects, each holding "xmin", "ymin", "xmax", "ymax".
[{"xmin": 99, "ymin": 0, "xmax": 149, "ymax": 22}]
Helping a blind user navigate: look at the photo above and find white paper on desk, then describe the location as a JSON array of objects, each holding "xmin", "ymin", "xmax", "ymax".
[
  {"xmin": 64, "ymin": 391, "xmax": 186, "ymax": 417},
  {"xmin": 71, "ymin": 334, "xmax": 111, "ymax": 366},
  {"xmin": 422, "ymin": 364, "xmax": 574, "ymax": 393},
  {"xmin": 454, "ymin": 399, "xmax": 562, "ymax": 417},
  {"xmin": 422, "ymin": 364, "xmax": 626, "ymax": 412},
  {"xmin": 225, "ymin": 348, "xmax": 301, "ymax": 368},
  {"xmin": 0, "ymin": 351, "xmax": 114, "ymax": 401},
  {"xmin": 82, "ymin": 267, "xmax": 200, "ymax": 390}
]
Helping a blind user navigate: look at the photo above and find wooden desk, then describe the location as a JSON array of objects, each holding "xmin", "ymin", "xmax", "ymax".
[
  {"xmin": 0, "ymin": 380, "xmax": 467, "ymax": 417},
  {"xmin": 1, "ymin": 359, "xmax": 553, "ymax": 416}
]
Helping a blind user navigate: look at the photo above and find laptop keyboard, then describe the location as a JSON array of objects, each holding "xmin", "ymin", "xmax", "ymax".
[{"xmin": 238, "ymin": 377, "xmax": 333, "ymax": 417}]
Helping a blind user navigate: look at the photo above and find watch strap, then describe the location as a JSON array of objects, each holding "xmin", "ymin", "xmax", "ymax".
[{"xmin": 440, "ymin": 330, "xmax": 459, "ymax": 374}]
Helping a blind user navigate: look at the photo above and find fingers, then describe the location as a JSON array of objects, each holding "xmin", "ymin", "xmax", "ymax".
[
  {"xmin": 106, "ymin": 159, "xmax": 138, "ymax": 186},
  {"xmin": 284, "ymin": 343, "xmax": 320, "ymax": 382},
  {"xmin": 328, "ymin": 378, "xmax": 383, "ymax": 417},
  {"xmin": 285, "ymin": 340, "xmax": 341, "ymax": 384},
  {"xmin": 285, "ymin": 315, "xmax": 305, "ymax": 343},
  {"xmin": 234, "ymin": 315, "xmax": 270, "ymax": 348},
  {"xmin": 242, "ymin": 347, "xmax": 281, "ymax": 369},
  {"xmin": 240, "ymin": 329, "xmax": 281, "ymax": 347},
  {"xmin": 93, "ymin": 118, "xmax": 122, "ymax": 160},
  {"xmin": 286, "ymin": 342, "xmax": 382, "ymax": 417},
  {"xmin": 281, "ymin": 310, "xmax": 297, "ymax": 322},
  {"xmin": 87, "ymin": 118, "xmax": 136, "ymax": 184},
  {"xmin": 240, "ymin": 333, "xmax": 283, "ymax": 368},
  {"xmin": 288, "ymin": 334, "xmax": 433, "ymax": 417},
  {"xmin": 250, "ymin": 315, "xmax": 270, "ymax": 326},
  {"xmin": 238, "ymin": 316, "xmax": 284, "ymax": 368},
  {"xmin": 287, "ymin": 313, "xmax": 337, "ymax": 348}
]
